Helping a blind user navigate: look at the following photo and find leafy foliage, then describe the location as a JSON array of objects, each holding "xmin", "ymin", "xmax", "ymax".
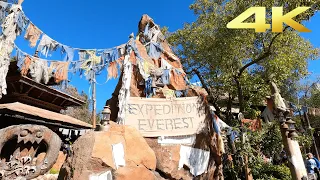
[
  {"xmin": 298, "ymin": 80, "xmax": 320, "ymax": 128},
  {"xmin": 168, "ymin": 0, "xmax": 319, "ymax": 114},
  {"xmin": 223, "ymin": 122, "xmax": 293, "ymax": 179},
  {"xmin": 252, "ymin": 163, "xmax": 291, "ymax": 180},
  {"xmin": 234, "ymin": 123, "xmax": 290, "ymax": 179},
  {"xmin": 306, "ymin": 85, "xmax": 320, "ymax": 108},
  {"xmin": 166, "ymin": 0, "xmax": 320, "ymax": 179}
]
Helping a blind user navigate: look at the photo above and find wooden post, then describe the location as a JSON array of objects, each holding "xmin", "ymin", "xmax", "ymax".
[
  {"xmin": 244, "ymin": 155, "xmax": 253, "ymax": 180},
  {"xmin": 91, "ymin": 59, "xmax": 96, "ymax": 129},
  {"xmin": 279, "ymin": 119, "xmax": 308, "ymax": 179},
  {"xmin": 239, "ymin": 128, "xmax": 253, "ymax": 180},
  {"xmin": 269, "ymin": 81, "xmax": 307, "ymax": 179},
  {"xmin": 92, "ymin": 77, "xmax": 96, "ymax": 129}
]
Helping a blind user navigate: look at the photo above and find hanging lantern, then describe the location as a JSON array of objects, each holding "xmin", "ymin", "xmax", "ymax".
[
  {"xmin": 286, "ymin": 119, "xmax": 296, "ymax": 132},
  {"xmin": 278, "ymin": 112, "xmax": 286, "ymax": 124},
  {"xmin": 281, "ymin": 123, "xmax": 289, "ymax": 130},
  {"xmin": 101, "ymin": 106, "xmax": 111, "ymax": 124},
  {"xmin": 289, "ymin": 131, "xmax": 299, "ymax": 139},
  {"xmin": 99, "ymin": 105, "xmax": 111, "ymax": 131},
  {"xmin": 286, "ymin": 119, "xmax": 299, "ymax": 139}
]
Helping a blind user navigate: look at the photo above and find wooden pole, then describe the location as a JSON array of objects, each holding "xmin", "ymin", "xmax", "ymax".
[
  {"xmin": 239, "ymin": 126, "xmax": 253, "ymax": 180},
  {"xmin": 91, "ymin": 61, "xmax": 96, "ymax": 129},
  {"xmin": 279, "ymin": 120, "xmax": 308, "ymax": 179},
  {"xmin": 244, "ymin": 143, "xmax": 253, "ymax": 179},
  {"xmin": 269, "ymin": 81, "xmax": 307, "ymax": 179},
  {"xmin": 298, "ymin": 110, "xmax": 306, "ymax": 129},
  {"xmin": 302, "ymin": 82, "xmax": 320, "ymax": 159}
]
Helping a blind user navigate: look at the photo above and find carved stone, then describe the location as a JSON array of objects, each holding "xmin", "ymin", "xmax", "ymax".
[{"xmin": 0, "ymin": 124, "xmax": 62, "ymax": 180}]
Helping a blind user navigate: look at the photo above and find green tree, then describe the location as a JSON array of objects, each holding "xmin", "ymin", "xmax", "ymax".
[
  {"xmin": 168, "ymin": 0, "xmax": 319, "ymax": 120},
  {"xmin": 59, "ymin": 85, "xmax": 93, "ymax": 124},
  {"xmin": 308, "ymin": 88, "xmax": 320, "ymax": 107},
  {"xmin": 300, "ymin": 78, "xmax": 320, "ymax": 129},
  {"xmin": 303, "ymin": 79, "xmax": 320, "ymax": 108},
  {"xmin": 167, "ymin": 0, "xmax": 320, "ymax": 178}
]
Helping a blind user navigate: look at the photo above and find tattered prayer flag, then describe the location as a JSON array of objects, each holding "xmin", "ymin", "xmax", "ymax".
[
  {"xmin": 107, "ymin": 61, "xmax": 118, "ymax": 80},
  {"xmin": 112, "ymin": 143, "xmax": 125, "ymax": 169},
  {"xmin": 178, "ymin": 145, "xmax": 210, "ymax": 176},
  {"xmin": 24, "ymin": 23, "xmax": 41, "ymax": 47},
  {"xmin": 20, "ymin": 55, "xmax": 32, "ymax": 76},
  {"xmin": 129, "ymin": 50, "xmax": 136, "ymax": 65}
]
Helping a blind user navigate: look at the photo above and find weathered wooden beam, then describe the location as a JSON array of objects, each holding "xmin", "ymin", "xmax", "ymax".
[
  {"xmin": 2, "ymin": 113, "xmax": 86, "ymax": 130},
  {"xmin": 52, "ymin": 97, "xmax": 58, "ymax": 104},
  {"xmin": 19, "ymin": 83, "xmax": 23, "ymax": 93},
  {"xmin": 37, "ymin": 92, "xmax": 44, "ymax": 98},
  {"xmin": 10, "ymin": 83, "xmax": 17, "ymax": 93},
  {"xmin": 18, "ymin": 95, "xmax": 62, "ymax": 112},
  {"xmin": 19, "ymin": 79, "xmax": 83, "ymax": 106},
  {"xmin": 60, "ymin": 99, "xmax": 66, "ymax": 106},
  {"xmin": 25, "ymin": 87, "xmax": 34, "ymax": 95}
]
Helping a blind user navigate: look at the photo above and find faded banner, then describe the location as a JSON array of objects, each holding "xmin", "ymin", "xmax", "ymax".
[{"xmin": 125, "ymin": 97, "xmax": 207, "ymax": 137}]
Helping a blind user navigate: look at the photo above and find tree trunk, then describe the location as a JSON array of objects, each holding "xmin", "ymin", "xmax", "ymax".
[
  {"xmin": 226, "ymin": 93, "xmax": 233, "ymax": 124},
  {"xmin": 235, "ymin": 77, "xmax": 244, "ymax": 113},
  {"xmin": 193, "ymin": 69, "xmax": 222, "ymax": 115},
  {"xmin": 299, "ymin": 110, "xmax": 306, "ymax": 130},
  {"xmin": 244, "ymin": 156, "xmax": 253, "ymax": 180}
]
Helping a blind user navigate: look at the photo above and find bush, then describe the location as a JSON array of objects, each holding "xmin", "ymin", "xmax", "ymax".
[
  {"xmin": 252, "ymin": 163, "xmax": 291, "ymax": 180},
  {"xmin": 223, "ymin": 122, "xmax": 292, "ymax": 179}
]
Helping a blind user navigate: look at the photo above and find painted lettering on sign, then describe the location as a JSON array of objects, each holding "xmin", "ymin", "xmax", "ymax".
[
  {"xmin": 124, "ymin": 97, "xmax": 207, "ymax": 137},
  {"xmin": 127, "ymin": 103, "xmax": 201, "ymax": 117},
  {"xmin": 137, "ymin": 117, "xmax": 194, "ymax": 131}
]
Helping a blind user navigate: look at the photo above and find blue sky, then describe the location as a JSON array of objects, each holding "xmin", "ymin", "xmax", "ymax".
[
  {"xmin": 14, "ymin": 0, "xmax": 319, "ymax": 112},
  {"xmin": 301, "ymin": 13, "xmax": 320, "ymax": 81}
]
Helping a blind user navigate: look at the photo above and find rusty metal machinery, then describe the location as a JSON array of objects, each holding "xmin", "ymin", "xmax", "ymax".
[{"xmin": 0, "ymin": 124, "xmax": 61, "ymax": 180}]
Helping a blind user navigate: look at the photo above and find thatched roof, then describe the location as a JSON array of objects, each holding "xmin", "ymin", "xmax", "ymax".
[{"xmin": 0, "ymin": 102, "xmax": 92, "ymax": 129}]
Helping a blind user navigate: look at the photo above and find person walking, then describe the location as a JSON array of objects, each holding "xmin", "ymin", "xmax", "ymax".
[{"xmin": 306, "ymin": 153, "xmax": 319, "ymax": 180}]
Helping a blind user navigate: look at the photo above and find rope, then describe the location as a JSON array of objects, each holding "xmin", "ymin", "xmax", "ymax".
[
  {"xmin": 18, "ymin": 6, "xmax": 126, "ymax": 51},
  {"xmin": 96, "ymin": 79, "xmax": 110, "ymax": 85},
  {"xmin": 0, "ymin": 1, "xmax": 128, "ymax": 52}
]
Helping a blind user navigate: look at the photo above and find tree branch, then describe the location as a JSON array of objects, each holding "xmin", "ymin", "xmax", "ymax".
[
  {"xmin": 193, "ymin": 68, "xmax": 210, "ymax": 95},
  {"xmin": 238, "ymin": 26, "xmax": 290, "ymax": 77},
  {"xmin": 192, "ymin": 68, "xmax": 221, "ymax": 114},
  {"xmin": 238, "ymin": 52, "xmax": 271, "ymax": 77}
]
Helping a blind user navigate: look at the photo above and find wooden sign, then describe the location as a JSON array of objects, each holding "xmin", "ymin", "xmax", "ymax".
[{"xmin": 125, "ymin": 97, "xmax": 207, "ymax": 137}]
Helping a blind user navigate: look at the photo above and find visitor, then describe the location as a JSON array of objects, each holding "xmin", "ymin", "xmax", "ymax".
[
  {"xmin": 280, "ymin": 150, "xmax": 288, "ymax": 165},
  {"xmin": 62, "ymin": 138, "xmax": 72, "ymax": 157},
  {"xmin": 311, "ymin": 153, "xmax": 320, "ymax": 179},
  {"xmin": 306, "ymin": 153, "xmax": 318, "ymax": 180}
]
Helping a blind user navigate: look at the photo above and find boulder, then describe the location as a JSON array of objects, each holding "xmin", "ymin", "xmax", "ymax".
[
  {"xmin": 32, "ymin": 174, "xmax": 58, "ymax": 180},
  {"xmin": 146, "ymin": 139, "xmax": 193, "ymax": 179},
  {"xmin": 58, "ymin": 122, "xmax": 157, "ymax": 180},
  {"xmin": 52, "ymin": 151, "xmax": 67, "ymax": 171},
  {"xmin": 35, "ymin": 151, "xmax": 66, "ymax": 171},
  {"xmin": 115, "ymin": 166, "xmax": 155, "ymax": 180},
  {"xmin": 145, "ymin": 113, "xmax": 224, "ymax": 180}
]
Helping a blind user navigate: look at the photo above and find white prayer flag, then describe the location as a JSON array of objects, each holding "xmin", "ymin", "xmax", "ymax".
[
  {"xmin": 112, "ymin": 143, "xmax": 125, "ymax": 169},
  {"xmin": 178, "ymin": 145, "xmax": 210, "ymax": 176}
]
